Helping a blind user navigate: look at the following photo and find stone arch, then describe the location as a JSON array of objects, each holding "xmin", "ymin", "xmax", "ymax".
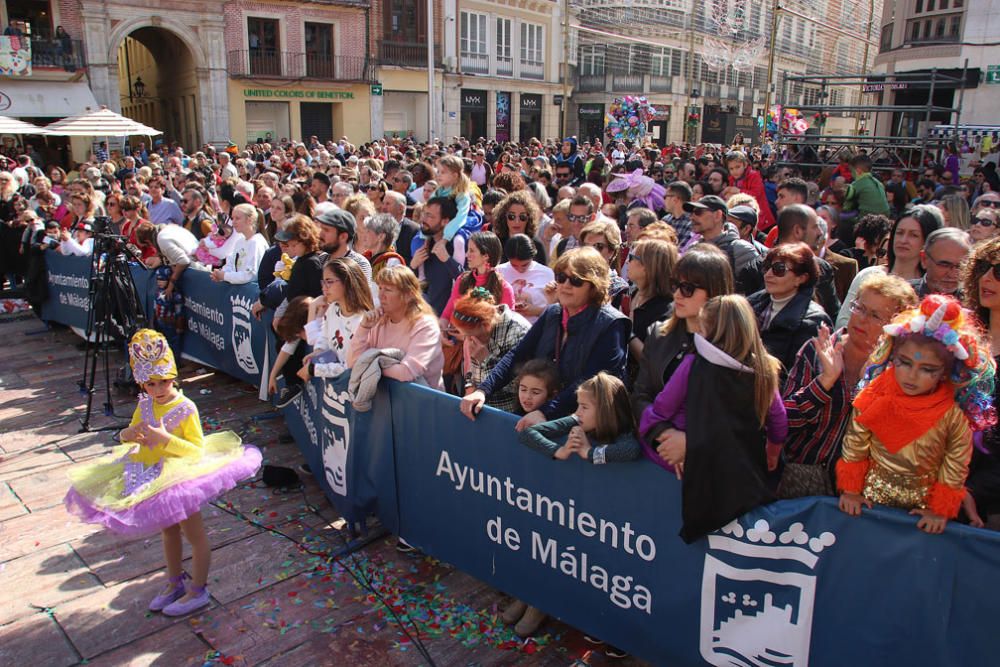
[{"xmin": 105, "ymin": 17, "xmax": 208, "ymax": 70}]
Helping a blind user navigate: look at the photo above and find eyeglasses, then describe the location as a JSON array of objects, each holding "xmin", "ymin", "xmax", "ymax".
[
  {"xmin": 974, "ymin": 259, "xmax": 1000, "ymax": 281},
  {"xmin": 586, "ymin": 242, "xmax": 609, "ymax": 252},
  {"xmin": 849, "ymin": 300, "xmax": 891, "ymax": 325},
  {"xmin": 567, "ymin": 214, "xmax": 591, "ymax": 223},
  {"xmin": 506, "ymin": 213, "xmax": 530, "ymax": 222},
  {"xmin": 923, "ymin": 251, "xmax": 962, "ymax": 273},
  {"xmin": 628, "ymin": 252, "xmax": 643, "ymax": 263},
  {"xmin": 321, "ymin": 278, "xmax": 341, "ymax": 287},
  {"xmin": 554, "ymin": 272, "xmax": 587, "ymax": 287},
  {"xmin": 671, "ymin": 280, "xmax": 701, "ymax": 298},
  {"xmin": 762, "ymin": 260, "xmax": 790, "ymax": 277}
]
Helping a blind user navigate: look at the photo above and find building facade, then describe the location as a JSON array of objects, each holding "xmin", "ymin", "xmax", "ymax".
[
  {"xmin": 570, "ymin": 0, "xmax": 878, "ymax": 146},
  {"xmin": 442, "ymin": 0, "xmax": 565, "ymax": 143},
  {"xmin": 873, "ymin": 0, "xmax": 995, "ymax": 136},
  {"xmin": 223, "ymin": 0, "xmax": 374, "ymax": 146},
  {"xmin": 0, "ymin": 0, "xmax": 97, "ymax": 163}
]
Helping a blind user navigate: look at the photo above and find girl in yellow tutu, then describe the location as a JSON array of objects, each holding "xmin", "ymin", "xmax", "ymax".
[{"xmin": 64, "ymin": 329, "xmax": 262, "ymax": 616}]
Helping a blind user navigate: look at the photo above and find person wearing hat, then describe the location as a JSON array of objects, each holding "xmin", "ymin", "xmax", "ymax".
[
  {"xmin": 315, "ymin": 207, "xmax": 373, "ymax": 284},
  {"xmin": 58, "ymin": 219, "xmax": 94, "ymax": 256},
  {"xmin": 683, "ymin": 195, "xmax": 763, "ymax": 295},
  {"xmin": 727, "ymin": 204, "xmax": 768, "ymax": 259}
]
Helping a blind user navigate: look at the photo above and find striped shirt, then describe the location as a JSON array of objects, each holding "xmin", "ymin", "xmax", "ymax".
[{"xmin": 781, "ymin": 329, "xmax": 855, "ymax": 468}]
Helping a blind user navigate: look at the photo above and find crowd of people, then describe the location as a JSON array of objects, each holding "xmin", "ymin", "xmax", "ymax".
[{"xmin": 6, "ymin": 131, "xmax": 1000, "ymax": 649}]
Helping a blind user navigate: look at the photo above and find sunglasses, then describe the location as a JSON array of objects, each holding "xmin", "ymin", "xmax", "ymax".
[
  {"xmin": 554, "ymin": 272, "xmax": 587, "ymax": 288},
  {"xmin": 876, "ymin": 247, "xmax": 889, "ymax": 258},
  {"xmin": 974, "ymin": 260, "xmax": 1000, "ymax": 280},
  {"xmin": 763, "ymin": 260, "xmax": 790, "ymax": 277},
  {"xmin": 586, "ymin": 242, "xmax": 609, "ymax": 252},
  {"xmin": 671, "ymin": 280, "xmax": 701, "ymax": 298},
  {"xmin": 506, "ymin": 212, "xmax": 530, "ymax": 222},
  {"xmin": 567, "ymin": 214, "xmax": 591, "ymax": 223},
  {"xmin": 974, "ymin": 217, "xmax": 997, "ymax": 228},
  {"xmin": 979, "ymin": 200, "xmax": 1000, "ymax": 209},
  {"xmin": 628, "ymin": 252, "xmax": 643, "ymax": 263}
]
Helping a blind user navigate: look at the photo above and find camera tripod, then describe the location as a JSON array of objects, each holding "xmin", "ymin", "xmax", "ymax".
[{"xmin": 78, "ymin": 233, "xmax": 147, "ymax": 432}]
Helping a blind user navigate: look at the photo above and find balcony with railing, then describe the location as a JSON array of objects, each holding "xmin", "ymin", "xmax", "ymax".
[
  {"xmin": 460, "ymin": 51, "xmax": 489, "ymax": 75},
  {"xmin": 520, "ymin": 60, "xmax": 545, "ymax": 80},
  {"xmin": 227, "ymin": 50, "xmax": 375, "ymax": 82},
  {"xmin": 649, "ymin": 75, "xmax": 672, "ymax": 92},
  {"xmin": 496, "ymin": 55, "xmax": 513, "ymax": 77},
  {"xmin": 0, "ymin": 37, "xmax": 86, "ymax": 76},
  {"xmin": 378, "ymin": 41, "xmax": 441, "ymax": 67},
  {"xmin": 611, "ymin": 71, "xmax": 644, "ymax": 91},
  {"xmin": 577, "ymin": 72, "xmax": 607, "ymax": 92}
]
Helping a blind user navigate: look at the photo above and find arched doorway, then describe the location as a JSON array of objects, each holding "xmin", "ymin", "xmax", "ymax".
[{"xmin": 116, "ymin": 27, "xmax": 200, "ymax": 149}]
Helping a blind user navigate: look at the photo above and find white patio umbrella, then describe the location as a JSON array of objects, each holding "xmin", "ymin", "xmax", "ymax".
[
  {"xmin": 42, "ymin": 106, "xmax": 162, "ymax": 137},
  {"xmin": 0, "ymin": 116, "xmax": 48, "ymax": 134}
]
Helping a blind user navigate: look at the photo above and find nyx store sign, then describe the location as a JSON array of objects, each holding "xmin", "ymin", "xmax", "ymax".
[
  {"xmin": 520, "ymin": 95, "xmax": 541, "ymax": 110},
  {"xmin": 461, "ymin": 90, "xmax": 486, "ymax": 110}
]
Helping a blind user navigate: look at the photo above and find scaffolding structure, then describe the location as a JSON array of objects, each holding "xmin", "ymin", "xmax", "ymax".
[{"xmin": 774, "ymin": 67, "xmax": 967, "ymax": 175}]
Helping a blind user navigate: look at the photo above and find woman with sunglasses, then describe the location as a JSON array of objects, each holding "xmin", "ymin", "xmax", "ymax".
[
  {"xmin": 749, "ymin": 243, "xmax": 831, "ymax": 375},
  {"xmin": 460, "ymin": 247, "xmax": 629, "ymax": 431},
  {"xmin": 632, "ymin": 245, "xmax": 733, "ymax": 440},
  {"xmin": 958, "ymin": 237, "xmax": 1000, "ymax": 527},
  {"xmin": 779, "ymin": 273, "xmax": 917, "ymax": 499},
  {"xmin": 625, "ymin": 239, "xmax": 677, "ymax": 376},
  {"xmin": 493, "ymin": 190, "xmax": 547, "ymax": 264},
  {"xmin": 970, "ymin": 210, "xmax": 1000, "ymax": 244},
  {"xmin": 835, "ymin": 205, "xmax": 942, "ymax": 328}
]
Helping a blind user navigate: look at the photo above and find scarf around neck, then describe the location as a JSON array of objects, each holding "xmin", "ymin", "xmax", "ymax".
[{"xmin": 852, "ymin": 366, "xmax": 955, "ymax": 454}]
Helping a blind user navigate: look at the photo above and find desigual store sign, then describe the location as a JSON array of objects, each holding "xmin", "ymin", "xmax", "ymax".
[{"xmin": 243, "ymin": 89, "xmax": 355, "ymax": 100}]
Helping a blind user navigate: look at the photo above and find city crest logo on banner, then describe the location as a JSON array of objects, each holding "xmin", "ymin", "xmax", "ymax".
[
  {"xmin": 700, "ymin": 519, "xmax": 836, "ymax": 666},
  {"xmin": 230, "ymin": 294, "xmax": 259, "ymax": 375},
  {"xmin": 320, "ymin": 382, "xmax": 352, "ymax": 497}
]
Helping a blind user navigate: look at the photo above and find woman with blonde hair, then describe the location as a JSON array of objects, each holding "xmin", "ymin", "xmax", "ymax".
[
  {"xmin": 210, "ymin": 203, "xmax": 269, "ymax": 285},
  {"xmin": 643, "ymin": 294, "xmax": 785, "ymax": 542},
  {"xmin": 460, "ymin": 247, "xmax": 630, "ymax": 430},
  {"xmin": 347, "ymin": 265, "xmax": 445, "ymax": 389},
  {"xmin": 939, "ymin": 193, "xmax": 971, "ymax": 231}
]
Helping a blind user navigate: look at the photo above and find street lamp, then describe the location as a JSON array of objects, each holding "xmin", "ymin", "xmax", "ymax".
[
  {"xmin": 687, "ymin": 88, "xmax": 701, "ymax": 144},
  {"xmin": 133, "ymin": 77, "xmax": 146, "ymax": 99}
]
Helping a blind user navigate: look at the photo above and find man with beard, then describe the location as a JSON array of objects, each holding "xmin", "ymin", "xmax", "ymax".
[
  {"xmin": 181, "ymin": 187, "xmax": 214, "ymax": 239},
  {"xmin": 316, "ymin": 208, "xmax": 373, "ymax": 284},
  {"xmin": 410, "ymin": 196, "xmax": 462, "ymax": 315}
]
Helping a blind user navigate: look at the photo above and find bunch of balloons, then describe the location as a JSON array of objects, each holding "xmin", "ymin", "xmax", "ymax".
[
  {"xmin": 605, "ymin": 96, "xmax": 657, "ymax": 143},
  {"xmin": 765, "ymin": 105, "xmax": 809, "ymax": 136}
]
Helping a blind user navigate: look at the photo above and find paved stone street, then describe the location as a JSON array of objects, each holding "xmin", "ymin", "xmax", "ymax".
[{"xmin": 0, "ymin": 311, "xmax": 650, "ymax": 666}]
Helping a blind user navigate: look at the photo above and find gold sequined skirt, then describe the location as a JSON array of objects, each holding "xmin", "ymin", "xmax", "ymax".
[{"xmin": 863, "ymin": 466, "xmax": 935, "ymax": 510}]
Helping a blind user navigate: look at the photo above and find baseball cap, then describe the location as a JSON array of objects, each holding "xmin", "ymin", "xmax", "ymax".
[
  {"xmin": 315, "ymin": 208, "xmax": 356, "ymax": 238},
  {"xmin": 73, "ymin": 220, "xmax": 94, "ymax": 233},
  {"xmin": 727, "ymin": 205, "xmax": 758, "ymax": 229},
  {"xmin": 683, "ymin": 195, "xmax": 728, "ymax": 217},
  {"xmin": 274, "ymin": 229, "xmax": 294, "ymax": 242}
]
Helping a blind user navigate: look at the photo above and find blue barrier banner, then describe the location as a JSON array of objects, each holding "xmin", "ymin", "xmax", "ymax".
[
  {"xmin": 37, "ymin": 252, "xmax": 1000, "ymax": 665},
  {"xmin": 42, "ymin": 253, "xmax": 155, "ymax": 334},
  {"xmin": 177, "ymin": 270, "xmax": 268, "ymax": 386},
  {"xmin": 387, "ymin": 381, "xmax": 1000, "ymax": 666},
  {"xmin": 281, "ymin": 375, "xmax": 399, "ymax": 533}
]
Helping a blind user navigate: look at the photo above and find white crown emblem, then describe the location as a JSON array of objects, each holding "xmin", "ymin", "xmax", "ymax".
[{"xmin": 230, "ymin": 294, "xmax": 255, "ymax": 319}]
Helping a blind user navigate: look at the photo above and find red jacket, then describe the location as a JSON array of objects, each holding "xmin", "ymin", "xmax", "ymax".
[{"xmin": 730, "ymin": 168, "xmax": 775, "ymax": 231}]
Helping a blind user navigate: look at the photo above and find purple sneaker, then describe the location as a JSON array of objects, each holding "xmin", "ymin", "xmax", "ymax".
[
  {"xmin": 162, "ymin": 585, "xmax": 211, "ymax": 617},
  {"xmin": 149, "ymin": 573, "xmax": 187, "ymax": 612}
]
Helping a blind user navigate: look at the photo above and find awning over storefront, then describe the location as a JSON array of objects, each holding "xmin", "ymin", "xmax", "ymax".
[{"xmin": 0, "ymin": 80, "xmax": 99, "ymax": 118}]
